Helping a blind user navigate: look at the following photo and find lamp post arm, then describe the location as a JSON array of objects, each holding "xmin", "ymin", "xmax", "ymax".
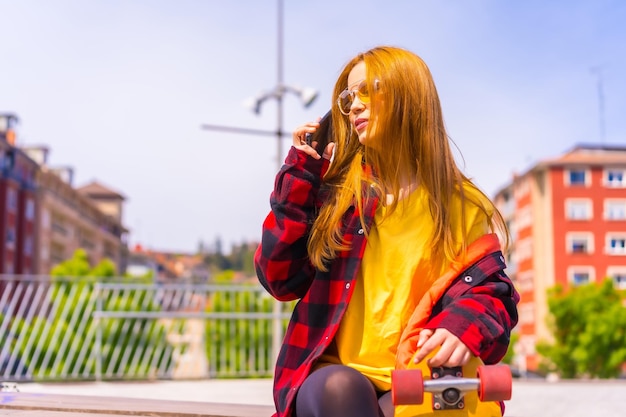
[{"xmin": 200, "ymin": 124, "xmax": 282, "ymax": 137}]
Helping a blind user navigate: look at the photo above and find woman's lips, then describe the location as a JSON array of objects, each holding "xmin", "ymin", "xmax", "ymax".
[{"xmin": 354, "ymin": 118, "xmax": 368, "ymax": 132}]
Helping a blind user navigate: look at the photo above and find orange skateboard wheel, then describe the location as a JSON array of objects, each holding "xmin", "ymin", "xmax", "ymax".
[
  {"xmin": 391, "ymin": 369, "xmax": 424, "ymax": 405},
  {"xmin": 477, "ymin": 365, "xmax": 512, "ymax": 402}
]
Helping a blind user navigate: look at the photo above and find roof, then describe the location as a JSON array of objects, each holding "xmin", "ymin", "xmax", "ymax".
[
  {"xmin": 493, "ymin": 143, "xmax": 626, "ymax": 197},
  {"xmin": 77, "ymin": 181, "xmax": 126, "ymax": 200},
  {"xmin": 535, "ymin": 143, "xmax": 626, "ymax": 168}
]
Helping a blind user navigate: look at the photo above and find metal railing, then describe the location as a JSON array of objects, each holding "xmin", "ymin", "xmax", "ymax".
[{"xmin": 0, "ymin": 276, "xmax": 291, "ymax": 382}]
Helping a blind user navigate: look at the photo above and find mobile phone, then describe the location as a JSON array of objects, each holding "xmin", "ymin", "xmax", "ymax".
[{"xmin": 305, "ymin": 110, "xmax": 333, "ymax": 154}]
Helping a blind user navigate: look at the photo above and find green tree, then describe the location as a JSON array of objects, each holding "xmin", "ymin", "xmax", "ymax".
[
  {"xmin": 537, "ymin": 279, "xmax": 626, "ymax": 378},
  {"xmin": 50, "ymin": 248, "xmax": 91, "ymax": 277},
  {"xmin": 501, "ymin": 332, "xmax": 518, "ymax": 365},
  {"xmin": 227, "ymin": 243, "xmax": 256, "ymax": 275},
  {"xmin": 213, "ymin": 270, "xmax": 236, "ymax": 284},
  {"xmin": 88, "ymin": 258, "xmax": 116, "ymax": 278},
  {"xmin": 51, "ymin": 249, "xmax": 116, "ymax": 279}
]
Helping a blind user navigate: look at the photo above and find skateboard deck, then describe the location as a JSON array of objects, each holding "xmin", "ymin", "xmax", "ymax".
[{"xmin": 392, "ymin": 348, "xmax": 511, "ymax": 417}]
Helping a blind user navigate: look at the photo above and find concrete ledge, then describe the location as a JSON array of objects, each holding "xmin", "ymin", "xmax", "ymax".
[{"xmin": 0, "ymin": 392, "xmax": 275, "ymax": 417}]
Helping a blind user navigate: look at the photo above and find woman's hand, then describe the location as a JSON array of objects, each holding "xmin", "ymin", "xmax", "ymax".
[
  {"xmin": 293, "ymin": 120, "xmax": 335, "ymax": 161},
  {"xmin": 413, "ymin": 328, "xmax": 472, "ymax": 368}
]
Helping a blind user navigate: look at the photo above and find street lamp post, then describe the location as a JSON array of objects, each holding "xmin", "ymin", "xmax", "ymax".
[
  {"xmin": 242, "ymin": 83, "xmax": 318, "ymax": 170},
  {"xmin": 201, "ymin": 0, "xmax": 318, "ymax": 366}
]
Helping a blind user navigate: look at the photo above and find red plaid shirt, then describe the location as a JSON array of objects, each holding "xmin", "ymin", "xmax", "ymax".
[{"xmin": 254, "ymin": 147, "xmax": 520, "ymax": 417}]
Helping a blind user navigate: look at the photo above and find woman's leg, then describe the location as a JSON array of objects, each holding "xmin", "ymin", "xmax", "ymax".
[
  {"xmin": 378, "ymin": 391, "xmax": 395, "ymax": 417},
  {"xmin": 295, "ymin": 365, "xmax": 389, "ymax": 417}
]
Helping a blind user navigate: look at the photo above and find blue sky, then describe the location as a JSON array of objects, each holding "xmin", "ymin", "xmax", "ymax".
[{"xmin": 1, "ymin": 0, "xmax": 624, "ymax": 253}]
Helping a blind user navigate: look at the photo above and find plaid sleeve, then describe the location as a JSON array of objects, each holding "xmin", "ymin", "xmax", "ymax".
[
  {"xmin": 254, "ymin": 146, "xmax": 329, "ymax": 301},
  {"xmin": 424, "ymin": 251, "xmax": 520, "ymax": 364}
]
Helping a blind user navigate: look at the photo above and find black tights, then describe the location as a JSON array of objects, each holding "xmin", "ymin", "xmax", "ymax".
[{"xmin": 294, "ymin": 365, "xmax": 394, "ymax": 417}]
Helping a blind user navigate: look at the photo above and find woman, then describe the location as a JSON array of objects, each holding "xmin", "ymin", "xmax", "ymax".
[{"xmin": 254, "ymin": 45, "xmax": 519, "ymax": 417}]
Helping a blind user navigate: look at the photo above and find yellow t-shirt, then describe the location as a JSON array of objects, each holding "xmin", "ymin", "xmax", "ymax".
[{"xmin": 317, "ymin": 184, "xmax": 491, "ymax": 391}]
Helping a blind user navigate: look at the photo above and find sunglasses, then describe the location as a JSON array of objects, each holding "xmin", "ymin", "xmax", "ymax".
[{"xmin": 336, "ymin": 79, "xmax": 379, "ymax": 115}]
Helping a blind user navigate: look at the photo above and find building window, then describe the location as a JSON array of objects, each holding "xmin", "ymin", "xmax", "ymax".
[
  {"xmin": 607, "ymin": 267, "xmax": 626, "ymax": 290},
  {"xmin": 565, "ymin": 168, "xmax": 589, "ymax": 186},
  {"xmin": 566, "ymin": 232, "xmax": 593, "ymax": 254},
  {"xmin": 25, "ymin": 198, "xmax": 35, "ymax": 221},
  {"xmin": 565, "ymin": 199, "xmax": 592, "ymax": 220},
  {"xmin": 0, "ymin": 150, "xmax": 15, "ymax": 171},
  {"xmin": 568, "ymin": 266, "xmax": 594, "ymax": 286},
  {"xmin": 516, "ymin": 270, "xmax": 534, "ymax": 293},
  {"xmin": 6, "ymin": 188, "xmax": 17, "ymax": 213},
  {"xmin": 42, "ymin": 208, "xmax": 50, "ymax": 229},
  {"xmin": 514, "ymin": 237, "xmax": 533, "ymax": 262},
  {"xmin": 573, "ymin": 272, "xmax": 590, "ymax": 285},
  {"xmin": 605, "ymin": 199, "xmax": 626, "ymax": 220},
  {"xmin": 516, "ymin": 206, "xmax": 532, "ymax": 230},
  {"xmin": 606, "ymin": 234, "xmax": 626, "ymax": 255},
  {"xmin": 514, "ymin": 179, "xmax": 530, "ymax": 199},
  {"xmin": 5, "ymin": 227, "xmax": 16, "ymax": 249},
  {"xmin": 604, "ymin": 169, "xmax": 626, "ymax": 188},
  {"xmin": 24, "ymin": 236, "xmax": 33, "ymax": 256},
  {"xmin": 519, "ymin": 303, "xmax": 535, "ymax": 325}
]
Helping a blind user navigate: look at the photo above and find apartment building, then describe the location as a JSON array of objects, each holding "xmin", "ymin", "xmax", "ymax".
[
  {"xmin": 35, "ymin": 168, "xmax": 129, "ymax": 274},
  {"xmin": 494, "ymin": 144, "xmax": 626, "ymax": 372},
  {"xmin": 0, "ymin": 114, "xmax": 39, "ymax": 274},
  {"xmin": 0, "ymin": 113, "xmax": 129, "ymax": 275}
]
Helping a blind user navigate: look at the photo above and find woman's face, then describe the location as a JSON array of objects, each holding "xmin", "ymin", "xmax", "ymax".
[{"xmin": 344, "ymin": 61, "xmax": 373, "ymax": 145}]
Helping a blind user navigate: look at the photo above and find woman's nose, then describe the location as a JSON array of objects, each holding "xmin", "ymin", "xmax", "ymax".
[{"xmin": 350, "ymin": 95, "xmax": 365, "ymax": 113}]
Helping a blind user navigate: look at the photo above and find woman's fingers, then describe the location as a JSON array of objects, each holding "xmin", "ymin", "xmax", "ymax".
[
  {"xmin": 413, "ymin": 328, "xmax": 471, "ymax": 368},
  {"xmin": 322, "ymin": 142, "xmax": 335, "ymax": 161},
  {"xmin": 292, "ymin": 120, "xmax": 337, "ymax": 161},
  {"xmin": 292, "ymin": 121, "xmax": 320, "ymax": 146}
]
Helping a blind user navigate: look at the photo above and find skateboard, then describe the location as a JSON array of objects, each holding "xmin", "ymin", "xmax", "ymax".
[{"xmin": 392, "ymin": 348, "xmax": 512, "ymax": 417}]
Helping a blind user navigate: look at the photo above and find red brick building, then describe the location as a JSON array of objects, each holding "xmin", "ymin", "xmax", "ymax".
[
  {"xmin": 0, "ymin": 114, "xmax": 39, "ymax": 274},
  {"xmin": 494, "ymin": 144, "xmax": 626, "ymax": 372}
]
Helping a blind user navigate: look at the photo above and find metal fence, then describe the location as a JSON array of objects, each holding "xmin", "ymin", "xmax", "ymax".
[{"xmin": 0, "ymin": 276, "xmax": 290, "ymax": 382}]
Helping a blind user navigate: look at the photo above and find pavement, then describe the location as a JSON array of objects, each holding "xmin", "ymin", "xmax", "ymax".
[{"xmin": 13, "ymin": 377, "xmax": 626, "ymax": 417}]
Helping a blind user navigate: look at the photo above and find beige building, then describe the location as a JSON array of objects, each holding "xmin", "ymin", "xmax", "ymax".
[{"xmin": 23, "ymin": 146, "xmax": 129, "ymax": 275}]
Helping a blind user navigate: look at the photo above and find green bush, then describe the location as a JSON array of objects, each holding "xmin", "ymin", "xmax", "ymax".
[{"xmin": 537, "ymin": 279, "xmax": 626, "ymax": 378}]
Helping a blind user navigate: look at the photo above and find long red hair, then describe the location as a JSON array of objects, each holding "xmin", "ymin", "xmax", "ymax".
[{"xmin": 308, "ymin": 46, "xmax": 508, "ymax": 271}]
